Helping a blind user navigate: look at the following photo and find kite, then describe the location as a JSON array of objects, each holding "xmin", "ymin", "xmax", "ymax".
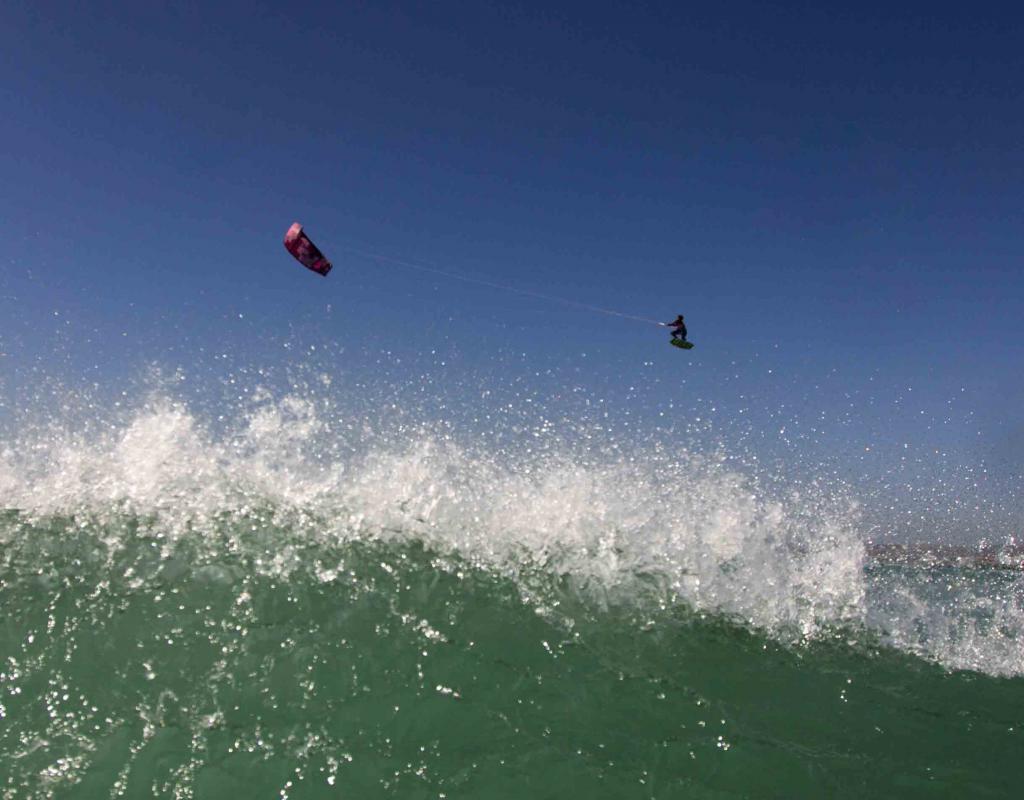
[{"xmin": 284, "ymin": 223, "xmax": 332, "ymax": 276}]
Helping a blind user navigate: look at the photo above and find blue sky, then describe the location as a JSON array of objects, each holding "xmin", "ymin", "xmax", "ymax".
[{"xmin": 2, "ymin": 1, "xmax": 1022, "ymax": 536}]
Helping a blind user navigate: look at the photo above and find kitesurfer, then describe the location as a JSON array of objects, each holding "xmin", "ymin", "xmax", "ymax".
[{"xmin": 663, "ymin": 314, "xmax": 687, "ymax": 342}]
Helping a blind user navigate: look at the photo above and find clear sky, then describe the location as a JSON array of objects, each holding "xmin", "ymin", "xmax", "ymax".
[{"xmin": 2, "ymin": 1, "xmax": 1022, "ymax": 538}]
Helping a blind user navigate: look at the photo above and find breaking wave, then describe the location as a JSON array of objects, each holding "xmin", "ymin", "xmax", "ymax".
[{"xmin": 2, "ymin": 370, "xmax": 1020, "ymax": 677}]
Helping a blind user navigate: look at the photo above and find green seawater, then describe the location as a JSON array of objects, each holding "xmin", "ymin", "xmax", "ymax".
[{"xmin": 2, "ymin": 512, "xmax": 1021, "ymax": 799}]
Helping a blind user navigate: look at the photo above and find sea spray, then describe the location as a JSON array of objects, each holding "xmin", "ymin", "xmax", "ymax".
[{"xmin": 3, "ymin": 385, "xmax": 867, "ymax": 635}]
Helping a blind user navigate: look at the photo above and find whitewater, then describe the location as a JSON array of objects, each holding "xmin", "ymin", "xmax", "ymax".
[{"xmin": 1, "ymin": 370, "xmax": 1021, "ymax": 798}]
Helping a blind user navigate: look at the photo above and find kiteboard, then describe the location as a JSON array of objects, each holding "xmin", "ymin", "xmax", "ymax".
[{"xmin": 670, "ymin": 338, "xmax": 694, "ymax": 350}]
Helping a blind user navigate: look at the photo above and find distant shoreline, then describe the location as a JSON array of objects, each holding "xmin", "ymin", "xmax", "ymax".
[{"xmin": 867, "ymin": 542, "xmax": 1024, "ymax": 571}]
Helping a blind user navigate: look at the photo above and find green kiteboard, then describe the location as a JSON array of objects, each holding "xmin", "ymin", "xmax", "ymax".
[{"xmin": 670, "ymin": 338, "xmax": 694, "ymax": 350}]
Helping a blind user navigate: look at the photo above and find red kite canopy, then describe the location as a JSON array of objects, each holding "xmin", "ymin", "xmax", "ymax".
[{"xmin": 284, "ymin": 223, "xmax": 332, "ymax": 276}]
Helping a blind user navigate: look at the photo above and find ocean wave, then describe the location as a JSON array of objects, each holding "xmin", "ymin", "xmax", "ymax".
[{"xmin": 2, "ymin": 386, "xmax": 1021, "ymax": 677}]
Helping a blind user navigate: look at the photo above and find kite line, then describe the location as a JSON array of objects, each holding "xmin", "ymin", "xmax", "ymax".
[
  {"xmin": 334, "ymin": 244, "xmax": 664, "ymax": 327},
  {"xmin": 283, "ymin": 223, "xmax": 665, "ymax": 326}
]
